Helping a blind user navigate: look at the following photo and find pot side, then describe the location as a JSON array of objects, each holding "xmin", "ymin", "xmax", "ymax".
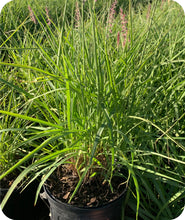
[{"xmin": 44, "ymin": 185, "xmax": 127, "ymax": 220}]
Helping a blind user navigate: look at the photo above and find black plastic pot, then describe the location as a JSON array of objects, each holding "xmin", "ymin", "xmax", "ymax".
[
  {"xmin": 44, "ymin": 185, "xmax": 127, "ymax": 220},
  {"xmin": 0, "ymin": 180, "xmax": 50, "ymax": 220}
]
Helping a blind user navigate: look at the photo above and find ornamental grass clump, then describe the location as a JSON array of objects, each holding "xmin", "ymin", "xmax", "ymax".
[
  {"xmin": 0, "ymin": 0, "xmax": 185, "ymax": 219},
  {"xmin": 1, "ymin": 0, "xmax": 131, "ymax": 210}
]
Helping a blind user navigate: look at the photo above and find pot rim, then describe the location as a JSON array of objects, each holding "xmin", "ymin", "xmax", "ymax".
[{"xmin": 43, "ymin": 183, "xmax": 127, "ymax": 211}]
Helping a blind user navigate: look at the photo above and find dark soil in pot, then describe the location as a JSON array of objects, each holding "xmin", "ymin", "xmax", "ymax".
[
  {"xmin": 0, "ymin": 175, "xmax": 50, "ymax": 220},
  {"xmin": 44, "ymin": 164, "xmax": 127, "ymax": 220}
]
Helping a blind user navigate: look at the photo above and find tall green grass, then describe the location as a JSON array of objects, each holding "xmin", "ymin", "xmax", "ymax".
[{"xmin": 0, "ymin": 0, "xmax": 185, "ymax": 219}]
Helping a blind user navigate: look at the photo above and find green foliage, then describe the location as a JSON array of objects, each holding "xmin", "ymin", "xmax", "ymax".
[{"xmin": 0, "ymin": 0, "xmax": 185, "ymax": 219}]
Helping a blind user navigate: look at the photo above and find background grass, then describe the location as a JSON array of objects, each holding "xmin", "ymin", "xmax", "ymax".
[{"xmin": 0, "ymin": 0, "xmax": 185, "ymax": 219}]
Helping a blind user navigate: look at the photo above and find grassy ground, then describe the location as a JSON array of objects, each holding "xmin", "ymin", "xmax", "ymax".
[{"xmin": 0, "ymin": 0, "xmax": 185, "ymax": 219}]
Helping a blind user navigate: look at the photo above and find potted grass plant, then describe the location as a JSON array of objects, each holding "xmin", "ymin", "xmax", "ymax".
[
  {"xmin": 0, "ymin": 0, "xmax": 132, "ymax": 219},
  {"xmin": 1, "ymin": 0, "xmax": 185, "ymax": 219}
]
